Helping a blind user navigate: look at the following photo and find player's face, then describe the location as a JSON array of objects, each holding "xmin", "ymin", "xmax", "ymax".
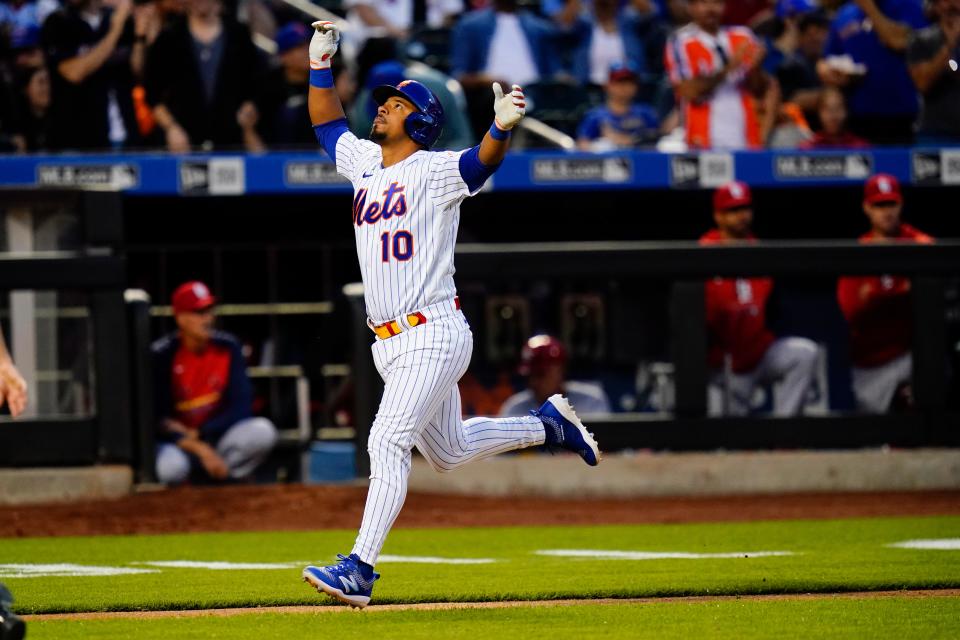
[
  {"xmin": 529, "ymin": 364, "xmax": 565, "ymax": 402},
  {"xmin": 175, "ymin": 307, "xmax": 215, "ymax": 344},
  {"xmin": 689, "ymin": 0, "xmax": 724, "ymax": 32},
  {"xmin": 714, "ymin": 207, "xmax": 753, "ymax": 239},
  {"xmin": 864, "ymin": 201, "xmax": 902, "ymax": 237},
  {"xmin": 371, "ymin": 97, "xmax": 417, "ymax": 145}
]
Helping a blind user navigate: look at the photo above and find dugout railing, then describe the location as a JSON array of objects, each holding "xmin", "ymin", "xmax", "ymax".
[{"xmin": 345, "ymin": 241, "xmax": 960, "ymax": 473}]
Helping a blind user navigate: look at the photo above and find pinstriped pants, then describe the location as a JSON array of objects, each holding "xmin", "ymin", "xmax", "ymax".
[{"xmin": 351, "ymin": 311, "xmax": 545, "ymax": 565}]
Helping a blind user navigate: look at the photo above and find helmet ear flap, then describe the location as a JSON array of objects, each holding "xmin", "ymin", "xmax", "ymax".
[{"xmin": 404, "ymin": 111, "xmax": 441, "ymax": 148}]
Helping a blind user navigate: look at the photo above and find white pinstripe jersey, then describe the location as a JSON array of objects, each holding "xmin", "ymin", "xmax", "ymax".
[{"xmin": 335, "ymin": 131, "xmax": 480, "ymax": 324}]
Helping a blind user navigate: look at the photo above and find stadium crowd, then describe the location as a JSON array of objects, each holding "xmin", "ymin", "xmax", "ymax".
[{"xmin": 0, "ymin": 0, "xmax": 957, "ymax": 153}]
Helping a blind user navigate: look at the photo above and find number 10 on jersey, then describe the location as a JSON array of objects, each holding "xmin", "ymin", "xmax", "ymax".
[{"xmin": 380, "ymin": 230, "xmax": 414, "ymax": 262}]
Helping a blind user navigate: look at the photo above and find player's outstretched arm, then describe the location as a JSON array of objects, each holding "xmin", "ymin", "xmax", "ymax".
[
  {"xmin": 477, "ymin": 83, "xmax": 526, "ymax": 166},
  {"xmin": 307, "ymin": 21, "xmax": 346, "ymax": 126}
]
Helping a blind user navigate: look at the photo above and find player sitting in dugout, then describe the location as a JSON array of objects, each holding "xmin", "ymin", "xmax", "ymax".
[
  {"xmin": 152, "ymin": 281, "xmax": 277, "ymax": 484},
  {"xmin": 702, "ymin": 181, "xmax": 819, "ymax": 417},
  {"xmin": 837, "ymin": 174, "xmax": 933, "ymax": 414},
  {"xmin": 500, "ymin": 335, "xmax": 611, "ymax": 416}
]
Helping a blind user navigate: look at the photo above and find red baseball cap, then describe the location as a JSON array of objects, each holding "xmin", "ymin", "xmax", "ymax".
[
  {"xmin": 519, "ymin": 335, "xmax": 567, "ymax": 375},
  {"xmin": 864, "ymin": 173, "xmax": 902, "ymax": 205},
  {"xmin": 713, "ymin": 181, "xmax": 752, "ymax": 211},
  {"xmin": 172, "ymin": 281, "xmax": 216, "ymax": 314},
  {"xmin": 608, "ymin": 63, "xmax": 638, "ymax": 83}
]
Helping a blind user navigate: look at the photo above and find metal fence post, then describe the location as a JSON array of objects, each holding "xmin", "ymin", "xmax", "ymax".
[
  {"xmin": 912, "ymin": 276, "xmax": 947, "ymax": 415},
  {"xmin": 126, "ymin": 290, "xmax": 156, "ymax": 482},
  {"xmin": 670, "ymin": 280, "xmax": 707, "ymax": 419}
]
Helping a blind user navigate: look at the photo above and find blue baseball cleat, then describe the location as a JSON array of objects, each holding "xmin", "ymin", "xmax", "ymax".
[
  {"xmin": 303, "ymin": 554, "xmax": 379, "ymax": 608},
  {"xmin": 532, "ymin": 393, "xmax": 601, "ymax": 466}
]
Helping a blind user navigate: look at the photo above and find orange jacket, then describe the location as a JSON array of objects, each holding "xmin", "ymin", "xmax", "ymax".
[{"xmin": 665, "ymin": 25, "xmax": 763, "ymax": 149}]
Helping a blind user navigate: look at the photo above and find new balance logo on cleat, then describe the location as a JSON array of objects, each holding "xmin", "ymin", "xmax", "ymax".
[
  {"xmin": 339, "ymin": 575, "xmax": 359, "ymax": 593},
  {"xmin": 303, "ymin": 554, "xmax": 379, "ymax": 609}
]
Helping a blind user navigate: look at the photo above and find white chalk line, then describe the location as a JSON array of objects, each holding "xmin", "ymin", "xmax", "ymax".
[
  {"xmin": 0, "ymin": 564, "xmax": 159, "ymax": 578},
  {"xmin": 887, "ymin": 539, "xmax": 960, "ymax": 550},
  {"xmin": 535, "ymin": 549, "xmax": 797, "ymax": 560}
]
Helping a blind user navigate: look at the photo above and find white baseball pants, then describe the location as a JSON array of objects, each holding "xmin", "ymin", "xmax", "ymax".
[
  {"xmin": 852, "ymin": 352, "xmax": 912, "ymax": 414},
  {"xmin": 351, "ymin": 309, "xmax": 545, "ymax": 565},
  {"xmin": 710, "ymin": 337, "xmax": 819, "ymax": 417}
]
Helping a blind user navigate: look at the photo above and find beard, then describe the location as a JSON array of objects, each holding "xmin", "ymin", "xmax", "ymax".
[{"xmin": 370, "ymin": 125, "xmax": 387, "ymax": 143}]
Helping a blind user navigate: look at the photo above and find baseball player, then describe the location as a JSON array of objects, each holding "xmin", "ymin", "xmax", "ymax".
[
  {"xmin": 500, "ymin": 335, "xmax": 611, "ymax": 416},
  {"xmin": 301, "ymin": 21, "xmax": 601, "ymax": 608},
  {"xmin": 837, "ymin": 174, "xmax": 933, "ymax": 413},
  {"xmin": 703, "ymin": 181, "xmax": 819, "ymax": 416}
]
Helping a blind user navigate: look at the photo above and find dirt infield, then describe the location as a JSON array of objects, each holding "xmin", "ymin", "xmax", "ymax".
[
  {"xmin": 23, "ymin": 589, "xmax": 960, "ymax": 621},
  {"xmin": 1, "ymin": 485, "xmax": 958, "ymax": 538}
]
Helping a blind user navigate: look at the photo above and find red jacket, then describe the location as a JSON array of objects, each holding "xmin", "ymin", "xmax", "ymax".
[
  {"xmin": 836, "ymin": 224, "xmax": 933, "ymax": 368},
  {"xmin": 700, "ymin": 230, "xmax": 776, "ymax": 373}
]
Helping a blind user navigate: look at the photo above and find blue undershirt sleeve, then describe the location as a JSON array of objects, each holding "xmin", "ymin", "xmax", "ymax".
[
  {"xmin": 313, "ymin": 117, "xmax": 350, "ymax": 163},
  {"xmin": 458, "ymin": 145, "xmax": 500, "ymax": 193}
]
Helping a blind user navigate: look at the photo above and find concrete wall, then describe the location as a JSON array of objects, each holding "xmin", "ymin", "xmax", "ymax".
[
  {"xmin": 407, "ymin": 448, "xmax": 960, "ymax": 498},
  {"xmin": 0, "ymin": 465, "xmax": 132, "ymax": 506}
]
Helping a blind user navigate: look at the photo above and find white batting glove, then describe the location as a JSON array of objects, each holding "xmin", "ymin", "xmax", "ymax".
[
  {"xmin": 492, "ymin": 83, "xmax": 526, "ymax": 131},
  {"xmin": 310, "ymin": 21, "xmax": 340, "ymax": 70}
]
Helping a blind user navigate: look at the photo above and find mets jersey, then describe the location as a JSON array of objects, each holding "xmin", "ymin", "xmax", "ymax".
[{"xmin": 333, "ymin": 130, "xmax": 480, "ymax": 324}]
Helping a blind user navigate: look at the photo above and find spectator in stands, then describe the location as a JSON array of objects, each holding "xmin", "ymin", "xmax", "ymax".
[
  {"xmin": 131, "ymin": 0, "xmax": 187, "ymax": 49},
  {"xmin": 144, "ymin": 0, "xmax": 264, "ymax": 152},
  {"xmin": 554, "ymin": 0, "xmax": 657, "ymax": 86},
  {"xmin": 452, "ymin": 0, "xmax": 563, "ymax": 136},
  {"xmin": 837, "ymin": 174, "xmax": 933, "ymax": 413},
  {"xmin": 153, "ymin": 281, "xmax": 277, "ymax": 485},
  {"xmin": 9, "ymin": 64, "xmax": 50, "ymax": 150},
  {"xmin": 0, "ymin": 0, "xmax": 59, "ymax": 32},
  {"xmin": 41, "ymin": 0, "xmax": 143, "ymax": 150},
  {"xmin": 800, "ymin": 84, "xmax": 868, "ymax": 147},
  {"xmin": 577, "ymin": 63, "xmax": 660, "ymax": 149},
  {"xmin": 762, "ymin": 0, "xmax": 819, "ymax": 76},
  {"xmin": 776, "ymin": 7, "xmax": 829, "ymax": 119},
  {"xmin": 254, "ymin": 21, "xmax": 315, "ymax": 147},
  {"xmin": 818, "ymin": 0, "xmax": 928, "ymax": 145},
  {"xmin": 703, "ymin": 181, "xmax": 819, "ymax": 417},
  {"xmin": 907, "ymin": 0, "xmax": 960, "ymax": 143},
  {"xmin": 7, "ymin": 23, "xmax": 44, "ymax": 70},
  {"xmin": 345, "ymin": 0, "xmax": 463, "ymax": 48},
  {"xmin": 664, "ymin": 0, "xmax": 775, "ymax": 150},
  {"xmin": 499, "ymin": 334, "xmax": 611, "ymax": 416},
  {"xmin": 0, "ymin": 325, "xmax": 27, "ymax": 418}
]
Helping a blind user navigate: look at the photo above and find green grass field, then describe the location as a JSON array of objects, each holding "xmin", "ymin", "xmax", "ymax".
[{"xmin": 3, "ymin": 515, "xmax": 959, "ymax": 638}]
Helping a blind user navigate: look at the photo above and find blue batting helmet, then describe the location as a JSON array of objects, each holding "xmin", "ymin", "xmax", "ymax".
[{"xmin": 372, "ymin": 79, "xmax": 445, "ymax": 148}]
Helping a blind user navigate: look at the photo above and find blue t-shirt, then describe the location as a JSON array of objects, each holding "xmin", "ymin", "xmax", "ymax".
[
  {"xmin": 824, "ymin": 0, "xmax": 927, "ymax": 117},
  {"xmin": 577, "ymin": 104, "xmax": 660, "ymax": 144}
]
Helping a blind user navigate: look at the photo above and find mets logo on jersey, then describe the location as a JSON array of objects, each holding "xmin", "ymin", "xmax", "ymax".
[{"xmin": 354, "ymin": 182, "xmax": 408, "ymax": 227}]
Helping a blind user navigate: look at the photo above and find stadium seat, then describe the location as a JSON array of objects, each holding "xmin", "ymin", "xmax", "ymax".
[
  {"xmin": 404, "ymin": 28, "xmax": 453, "ymax": 75},
  {"xmin": 524, "ymin": 80, "xmax": 603, "ymax": 137}
]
